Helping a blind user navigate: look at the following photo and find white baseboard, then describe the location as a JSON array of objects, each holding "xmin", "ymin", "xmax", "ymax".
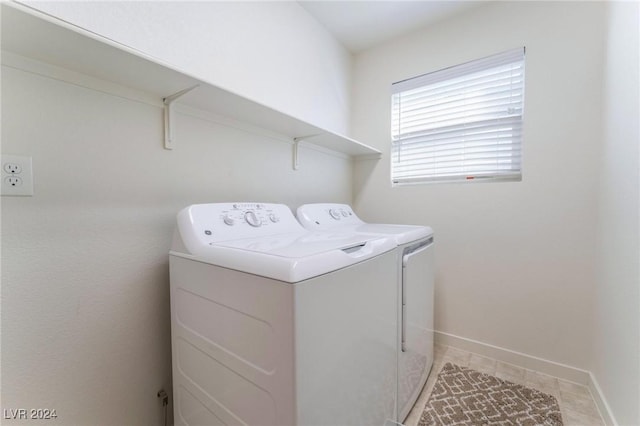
[
  {"xmin": 435, "ymin": 330, "xmax": 590, "ymax": 383},
  {"xmin": 435, "ymin": 330, "xmax": 617, "ymax": 425},
  {"xmin": 588, "ymin": 372, "xmax": 618, "ymax": 426}
]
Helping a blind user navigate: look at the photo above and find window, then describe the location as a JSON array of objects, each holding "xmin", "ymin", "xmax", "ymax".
[{"xmin": 391, "ymin": 47, "xmax": 525, "ymax": 185}]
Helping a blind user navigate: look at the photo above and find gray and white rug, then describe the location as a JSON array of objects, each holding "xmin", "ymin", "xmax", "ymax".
[{"xmin": 419, "ymin": 363, "xmax": 563, "ymax": 425}]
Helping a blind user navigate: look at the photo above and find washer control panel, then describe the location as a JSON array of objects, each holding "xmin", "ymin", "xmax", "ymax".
[
  {"xmin": 296, "ymin": 203, "xmax": 364, "ymax": 230},
  {"xmin": 176, "ymin": 203, "xmax": 303, "ymax": 250},
  {"xmin": 219, "ymin": 203, "xmax": 281, "ymax": 229}
]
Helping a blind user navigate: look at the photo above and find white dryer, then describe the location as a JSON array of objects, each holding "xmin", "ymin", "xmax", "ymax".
[
  {"xmin": 296, "ymin": 204, "xmax": 434, "ymax": 423},
  {"xmin": 169, "ymin": 202, "xmax": 399, "ymax": 426}
]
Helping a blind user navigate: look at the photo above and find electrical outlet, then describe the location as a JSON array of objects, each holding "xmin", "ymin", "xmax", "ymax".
[
  {"xmin": 4, "ymin": 163, "xmax": 22, "ymax": 174},
  {"xmin": 1, "ymin": 154, "xmax": 33, "ymax": 196},
  {"xmin": 5, "ymin": 176, "xmax": 23, "ymax": 187}
]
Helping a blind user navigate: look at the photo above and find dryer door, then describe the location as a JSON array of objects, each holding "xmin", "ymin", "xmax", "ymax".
[{"xmin": 399, "ymin": 237, "xmax": 434, "ymax": 422}]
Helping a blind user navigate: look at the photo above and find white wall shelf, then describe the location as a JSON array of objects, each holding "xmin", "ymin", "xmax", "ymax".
[{"xmin": 1, "ymin": 2, "xmax": 381, "ymax": 164}]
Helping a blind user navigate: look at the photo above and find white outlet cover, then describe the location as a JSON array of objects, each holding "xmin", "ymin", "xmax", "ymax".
[{"xmin": 1, "ymin": 154, "xmax": 34, "ymax": 196}]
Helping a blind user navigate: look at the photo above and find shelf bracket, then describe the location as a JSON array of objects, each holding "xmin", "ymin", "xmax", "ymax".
[
  {"xmin": 292, "ymin": 134, "xmax": 321, "ymax": 170},
  {"xmin": 163, "ymin": 85, "xmax": 199, "ymax": 150}
]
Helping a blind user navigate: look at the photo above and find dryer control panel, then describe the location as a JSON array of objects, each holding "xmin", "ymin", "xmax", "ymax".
[
  {"xmin": 175, "ymin": 203, "xmax": 304, "ymax": 253},
  {"xmin": 296, "ymin": 203, "xmax": 364, "ymax": 230}
]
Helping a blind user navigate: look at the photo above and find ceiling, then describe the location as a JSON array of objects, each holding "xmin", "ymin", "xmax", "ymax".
[{"xmin": 298, "ymin": 1, "xmax": 485, "ymax": 53}]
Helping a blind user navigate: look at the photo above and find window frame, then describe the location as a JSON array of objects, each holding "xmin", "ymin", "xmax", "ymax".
[{"xmin": 390, "ymin": 47, "xmax": 526, "ymax": 186}]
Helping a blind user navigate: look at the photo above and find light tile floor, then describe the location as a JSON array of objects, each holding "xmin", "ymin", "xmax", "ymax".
[{"xmin": 403, "ymin": 345, "xmax": 605, "ymax": 426}]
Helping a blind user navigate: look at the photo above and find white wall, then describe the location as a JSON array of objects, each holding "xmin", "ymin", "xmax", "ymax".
[
  {"xmin": 25, "ymin": 0, "xmax": 352, "ymax": 135},
  {"xmin": 593, "ymin": 2, "xmax": 640, "ymax": 425},
  {"xmin": 352, "ymin": 2, "xmax": 605, "ymax": 371},
  {"xmin": 1, "ymin": 4, "xmax": 353, "ymax": 425}
]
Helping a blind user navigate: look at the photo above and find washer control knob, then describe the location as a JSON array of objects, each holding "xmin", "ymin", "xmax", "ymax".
[
  {"xmin": 269, "ymin": 213, "xmax": 280, "ymax": 223},
  {"xmin": 329, "ymin": 209, "xmax": 341, "ymax": 220},
  {"xmin": 341, "ymin": 210, "xmax": 348, "ymax": 217},
  {"xmin": 245, "ymin": 210, "xmax": 261, "ymax": 227},
  {"xmin": 223, "ymin": 215, "xmax": 235, "ymax": 226}
]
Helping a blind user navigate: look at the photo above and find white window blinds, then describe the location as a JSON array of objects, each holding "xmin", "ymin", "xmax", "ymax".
[{"xmin": 391, "ymin": 47, "xmax": 525, "ymax": 184}]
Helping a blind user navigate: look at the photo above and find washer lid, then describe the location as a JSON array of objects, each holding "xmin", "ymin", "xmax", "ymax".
[
  {"xmin": 171, "ymin": 234, "xmax": 395, "ymax": 283},
  {"xmin": 215, "ymin": 231, "xmax": 379, "ymax": 258}
]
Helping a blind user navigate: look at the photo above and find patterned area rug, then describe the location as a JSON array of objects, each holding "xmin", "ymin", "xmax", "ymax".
[{"xmin": 419, "ymin": 363, "xmax": 563, "ymax": 425}]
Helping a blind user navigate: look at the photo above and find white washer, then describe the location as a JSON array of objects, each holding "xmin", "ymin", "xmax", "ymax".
[
  {"xmin": 169, "ymin": 202, "xmax": 399, "ymax": 426},
  {"xmin": 296, "ymin": 203, "xmax": 434, "ymax": 423}
]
